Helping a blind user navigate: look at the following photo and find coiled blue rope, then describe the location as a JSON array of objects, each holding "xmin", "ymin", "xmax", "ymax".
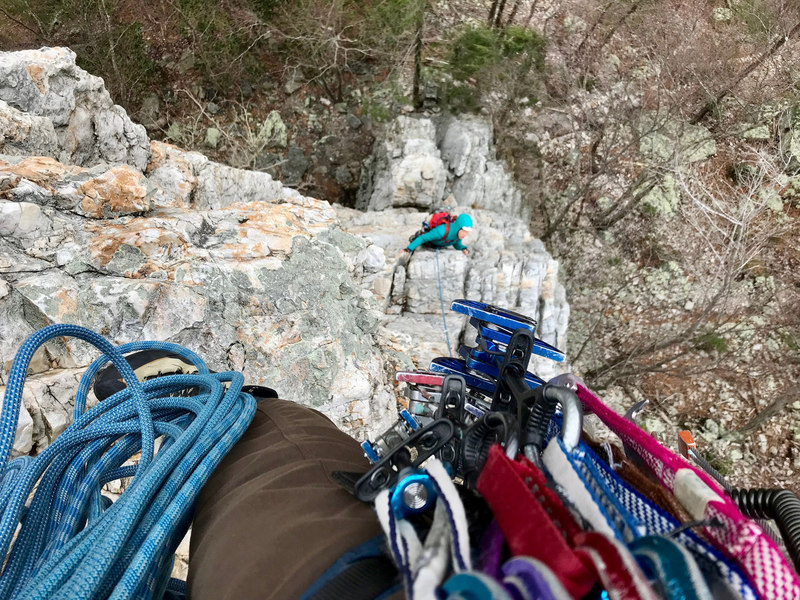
[{"xmin": 0, "ymin": 324, "xmax": 258, "ymax": 599}]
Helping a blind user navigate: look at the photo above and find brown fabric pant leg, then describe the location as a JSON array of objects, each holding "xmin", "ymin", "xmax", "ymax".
[{"xmin": 187, "ymin": 398, "xmax": 388, "ymax": 600}]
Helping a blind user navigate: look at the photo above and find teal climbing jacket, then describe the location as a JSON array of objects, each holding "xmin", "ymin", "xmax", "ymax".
[{"xmin": 407, "ymin": 214, "xmax": 473, "ymax": 252}]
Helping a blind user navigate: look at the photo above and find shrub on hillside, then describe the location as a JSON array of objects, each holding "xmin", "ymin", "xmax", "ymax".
[{"xmin": 442, "ymin": 23, "xmax": 546, "ymax": 112}]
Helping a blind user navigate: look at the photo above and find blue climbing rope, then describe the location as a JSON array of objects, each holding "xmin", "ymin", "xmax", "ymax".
[
  {"xmin": 0, "ymin": 324, "xmax": 257, "ymax": 599},
  {"xmin": 435, "ymin": 248, "xmax": 453, "ymax": 357}
]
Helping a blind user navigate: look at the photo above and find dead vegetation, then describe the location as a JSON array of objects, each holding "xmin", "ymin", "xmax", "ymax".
[{"xmin": 3, "ymin": 0, "xmax": 800, "ymax": 488}]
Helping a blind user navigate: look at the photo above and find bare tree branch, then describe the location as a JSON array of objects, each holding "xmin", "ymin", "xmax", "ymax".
[{"xmin": 692, "ymin": 19, "xmax": 800, "ymax": 124}]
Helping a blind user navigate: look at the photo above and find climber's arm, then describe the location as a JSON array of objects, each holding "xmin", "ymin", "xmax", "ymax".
[{"xmin": 406, "ymin": 226, "xmax": 445, "ymax": 252}]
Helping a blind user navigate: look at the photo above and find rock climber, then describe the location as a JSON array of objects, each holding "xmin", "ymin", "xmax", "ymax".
[{"xmin": 402, "ymin": 213, "xmax": 474, "ymax": 257}]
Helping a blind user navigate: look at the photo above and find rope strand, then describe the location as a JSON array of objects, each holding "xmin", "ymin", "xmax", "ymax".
[
  {"xmin": 435, "ymin": 248, "xmax": 453, "ymax": 356},
  {"xmin": 0, "ymin": 325, "xmax": 257, "ymax": 599}
]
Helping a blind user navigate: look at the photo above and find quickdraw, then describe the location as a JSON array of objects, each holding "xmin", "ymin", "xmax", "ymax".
[{"xmin": 359, "ymin": 299, "xmax": 800, "ymax": 600}]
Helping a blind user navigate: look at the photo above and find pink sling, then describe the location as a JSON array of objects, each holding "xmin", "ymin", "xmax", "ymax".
[{"xmin": 577, "ymin": 383, "xmax": 800, "ymax": 599}]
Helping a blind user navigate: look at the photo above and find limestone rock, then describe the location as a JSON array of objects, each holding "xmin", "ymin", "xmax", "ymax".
[
  {"xmin": 146, "ymin": 141, "xmax": 198, "ymax": 208},
  {"xmin": 0, "ymin": 200, "xmax": 49, "ymax": 240},
  {"xmin": 0, "ymin": 155, "xmax": 149, "ymax": 217},
  {"xmin": 638, "ymin": 113, "xmax": 716, "ymax": 164},
  {"xmin": 0, "ymin": 99, "xmax": 59, "ymax": 157},
  {"xmin": 358, "ymin": 115, "xmax": 527, "ymax": 218},
  {"xmin": 405, "ymin": 249, "xmax": 469, "ymax": 313},
  {"xmin": 639, "ymin": 174, "xmax": 680, "ymax": 217},
  {"xmin": 438, "ymin": 116, "xmax": 526, "ymax": 217},
  {"xmin": 0, "ymin": 389, "xmax": 34, "ymax": 455},
  {"xmin": 335, "ymin": 205, "xmax": 570, "ymax": 381},
  {"xmin": 0, "ymin": 369, "xmax": 88, "ymax": 455},
  {"xmin": 145, "ymin": 140, "xmax": 307, "ymax": 211},
  {"xmin": 2, "ymin": 155, "xmax": 396, "ymax": 449},
  {"xmin": 78, "ymin": 165, "xmax": 150, "ymax": 218},
  {"xmin": 1, "ymin": 153, "xmax": 397, "ymax": 442},
  {"xmin": 0, "ymin": 47, "xmax": 149, "ymax": 170},
  {"xmin": 204, "ymin": 127, "xmax": 221, "ymax": 149},
  {"xmin": 438, "ymin": 116, "xmax": 491, "ymax": 177},
  {"xmin": 261, "ymin": 111, "xmax": 288, "ymax": 148},
  {"xmin": 357, "ymin": 116, "xmax": 447, "ymax": 211},
  {"xmin": 739, "ymin": 124, "xmax": 771, "ymax": 141},
  {"xmin": 186, "ymin": 148, "xmax": 300, "ymax": 210}
]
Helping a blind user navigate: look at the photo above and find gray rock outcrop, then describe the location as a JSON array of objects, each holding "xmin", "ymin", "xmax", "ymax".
[
  {"xmin": 147, "ymin": 140, "xmax": 303, "ymax": 209},
  {"xmin": 342, "ymin": 115, "xmax": 570, "ymax": 381},
  {"xmin": 337, "ymin": 207, "xmax": 569, "ymax": 380},
  {"xmin": 0, "ymin": 99, "xmax": 59, "ymax": 157},
  {"xmin": 0, "ymin": 49, "xmax": 398, "ymax": 461},
  {"xmin": 0, "ymin": 149, "xmax": 397, "ymax": 449},
  {"xmin": 438, "ymin": 116, "xmax": 526, "ymax": 217},
  {"xmin": 357, "ymin": 114, "xmax": 528, "ymax": 219},
  {"xmin": 0, "ymin": 47, "xmax": 149, "ymax": 170},
  {"xmin": 356, "ymin": 116, "xmax": 447, "ymax": 211}
]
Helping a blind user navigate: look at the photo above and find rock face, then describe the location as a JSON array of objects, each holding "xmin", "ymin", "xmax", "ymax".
[
  {"xmin": 356, "ymin": 116, "xmax": 447, "ymax": 211},
  {"xmin": 437, "ymin": 116, "xmax": 527, "ymax": 217},
  {"xmin": 0, "ymin": 99, "xmax": 59, "ymax": 157},
  {"xmin": 337, "ymin": 207, "xmax": 569, "ymax": 380},
  {"xmin": 341, "ymin": 115, "xmax": 569, "ymax": 381},
  {"xmin": 0, "ymin": 48, "xmax": 149, "ymax": 170},
  {"xmin": 146, "ymin": 140, "xmax": 303, "ymax": 209},
  {"xmin": 0, "ymin": 49, "xmax": 398, "ymax": 461},
  {"xmin": 357, "ymin": 114, "xmax": 528, "ymax": 219}
]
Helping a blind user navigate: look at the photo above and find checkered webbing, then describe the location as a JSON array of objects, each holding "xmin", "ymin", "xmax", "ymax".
[
  {"xmin": 0, "ymin": 324, "xmax": 257, "ymax": 600},
  {"xmin": 544, "ymin": 414, "xmax": 758, "ymax": 599},
  {"xmin": 584, "ymin": 440, "xmax": 759, "ymax": 600},
  {"xmin": 577, "ymin": 384, "xmax": 800, "ymax": 600}
]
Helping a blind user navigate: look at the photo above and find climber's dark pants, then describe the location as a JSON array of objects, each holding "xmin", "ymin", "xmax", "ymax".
[{"xmin": 187, "ymin": 398, "xmax": 393, "ymax": 600}]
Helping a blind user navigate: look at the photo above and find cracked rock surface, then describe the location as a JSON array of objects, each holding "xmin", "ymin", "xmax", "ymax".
[
  {"xmin": 0, "ymin": 50, "xmax": 397, "ymax": 455},
  {"xmin": 339, "ymin": 114, "xmax": 569, "ymax": 381}
]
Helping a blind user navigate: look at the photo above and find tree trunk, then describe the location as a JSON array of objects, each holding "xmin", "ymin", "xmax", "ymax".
[
  {"xmin": 505, "ymin": 0, "xmax": 522, "ymax": 27},
  {"xmin": 488, "ymin": 0, "xmax": 501, "ymax": 25},
  {"xmin": 493, "ymin": 0, "xmax": 508, "ymax": 28},
  {"xmin": 576, "ymin": 1, "xmax": 615, "ymax": 56},
  {"xmin": 594, "ymin": 0, "xmax": 642, "ymax": 56},
  {"xmin": 412, "ymin": 1, "xmax": 426, "ymax": 110},
  {"xmin": 738, "ymin": 389, "xmax": 800, "ymax": 435},
  {"xmin": 524, "ymin": 0, "xmax": 540, "ymax": 27}
]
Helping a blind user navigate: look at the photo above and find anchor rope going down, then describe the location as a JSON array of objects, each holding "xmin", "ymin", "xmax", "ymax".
[{"xmin": 435, "ymin": 247, "xmax": 453, "ymax": 357}]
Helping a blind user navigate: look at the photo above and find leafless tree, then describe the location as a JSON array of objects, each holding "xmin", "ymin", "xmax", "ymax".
[{"xmin": 583, "ymin": 148, "xmax": 793, "ymax": 388}]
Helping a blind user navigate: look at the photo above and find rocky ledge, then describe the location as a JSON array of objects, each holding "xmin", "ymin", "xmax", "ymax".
[{"xmin": 0, "ymin": 48, "xmax": 397, "ymax": 457}]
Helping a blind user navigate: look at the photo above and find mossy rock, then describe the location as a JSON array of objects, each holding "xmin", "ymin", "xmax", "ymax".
[{"xmin": 639, "ymin": 175, "xmax": 680, "ymax": 217}]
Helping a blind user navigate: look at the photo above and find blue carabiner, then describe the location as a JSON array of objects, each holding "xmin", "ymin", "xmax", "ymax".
[
  {"xmin": 430, "ymin": 357, "xmax": 497, "ymax": 394},
  {"xmin": 474, "ymin": 321, "xmax": 566, "ymax": 362},
  {"xmin": 451, "ymin": 300, "xmax": 537, "ymax": 334},
  {"xmin": 390, "ymin": 469, "xmax": 438, "ymax": 518}
]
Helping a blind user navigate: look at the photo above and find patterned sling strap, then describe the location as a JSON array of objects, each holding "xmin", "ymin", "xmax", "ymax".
[{"xmin": 577, "ymin": 383, "xmax": 800, "ymax": 600}]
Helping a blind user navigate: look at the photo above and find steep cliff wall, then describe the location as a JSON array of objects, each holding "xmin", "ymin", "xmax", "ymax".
[
  {"xmin": 344, "ymin": 114, "xmax": 569, "ymax": 380},
  {"xmin": 0, "ymin": 48, "xmax": 397, "ymax": 456}
]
